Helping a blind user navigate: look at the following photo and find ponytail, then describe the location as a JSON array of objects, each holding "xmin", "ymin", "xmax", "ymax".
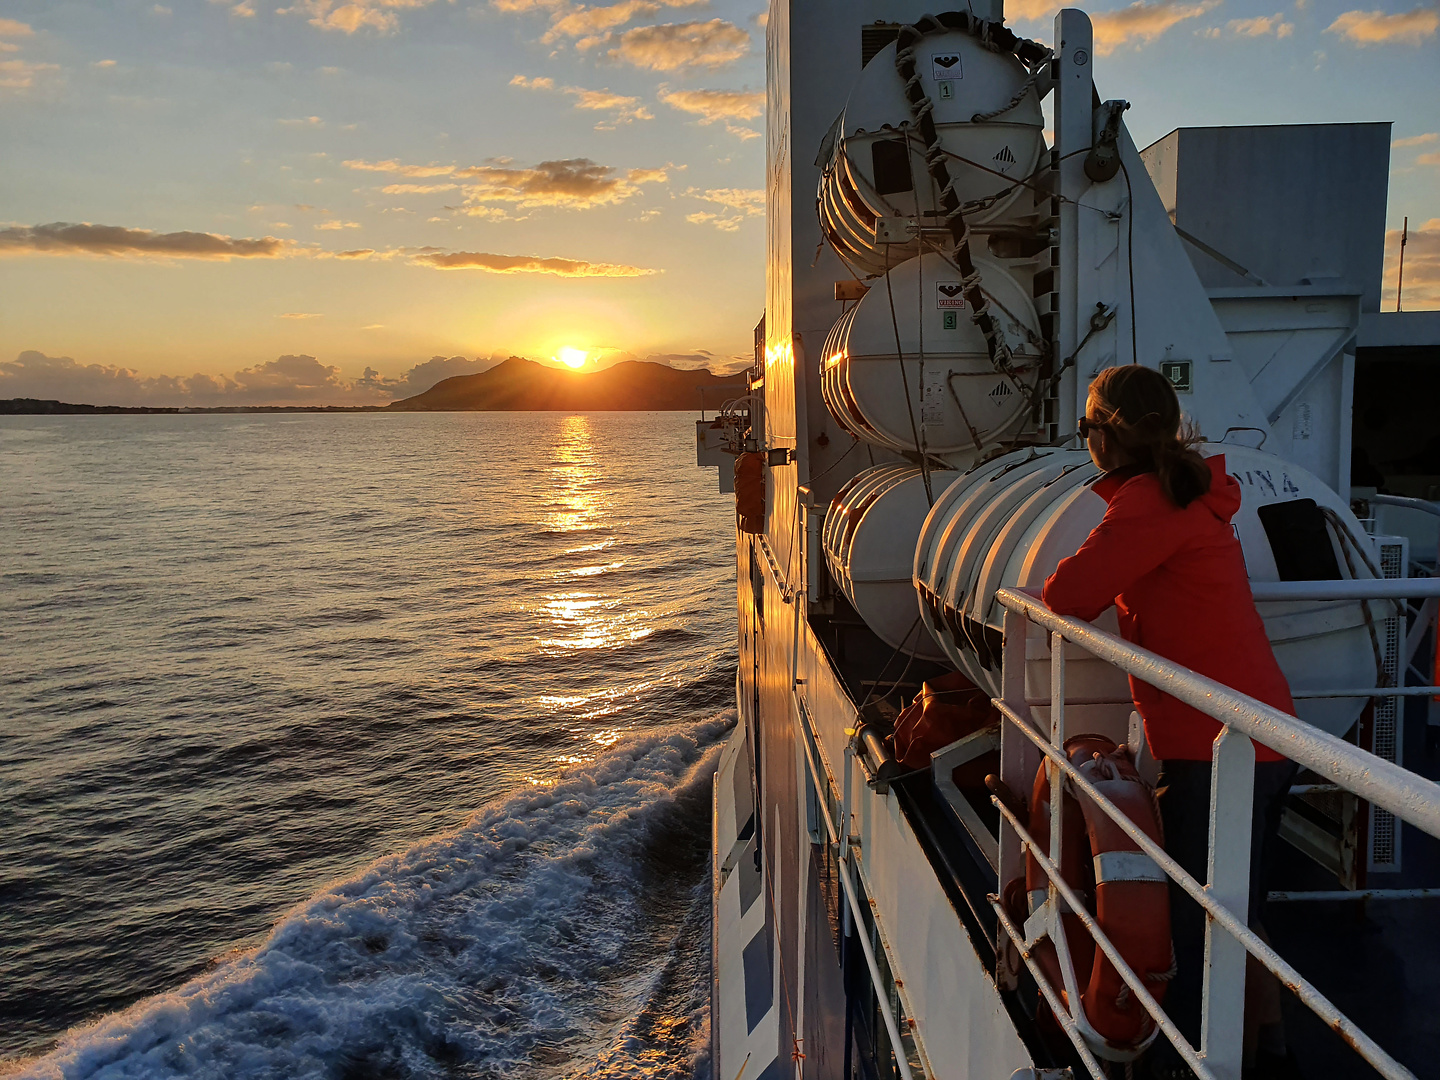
[{"xmin": 1089, "ymin": 365, "xmax": 1211, "ymax": 508}]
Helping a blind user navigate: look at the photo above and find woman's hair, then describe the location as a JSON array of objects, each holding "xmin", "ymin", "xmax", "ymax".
[{"xmin": 1089, "ymin": 364, "xmax": 1211, "ymax": 508}]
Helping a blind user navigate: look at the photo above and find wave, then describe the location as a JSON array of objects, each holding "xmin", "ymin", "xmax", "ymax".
[{"xmin": 7, "ymin": 716, "xmax": 733, "ymax": 1080}]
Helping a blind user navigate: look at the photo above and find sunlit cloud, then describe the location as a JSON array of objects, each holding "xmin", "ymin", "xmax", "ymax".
[
  {"xmin": 276, "ymin": 0, "xmax": 448, "ymax": 34},
  {"xmin": 381, "ymin": 182, "xmax": 459, "ymax": 193},
  {"xmin": 343, "ymin": 158, "xmax": 455, "ymax": 177},
  {"xmin": 279, "ymin": 312, "xmax": 323, "ymax": 318},
  {"xmin": 540, "ymin": 0, "xmax": 705, "ymax": 42},
  {"xmin": 1205, "ymin": 11, "xmax": 1294, "ymax": 35},
  {"xmin": 410, "ymin": 250, "xmax": 659, "ymax": 276},
  {"xmin": 588, "ymin": 19, "xmax": 751, "ymax": 71},
  {"xmin": 684, "ymin": 187, "xmax": 762, "ymax": 231},
  {"xmin": 0, "ymin": 17, "xmax": 36, "ymax": 42},
  {"xmin": 455, "ymin": 158, "xmax": 668, "ymax": 210},
  {"xmin": 1383, "ymin": 218, "xmax": 1440, "ymax": 308},
  {"xmin": 1089, "ymin": 0, "xmax": 1222, "ymax": 53},
  {"xmin": 511, "ymin": 75, "xmax": 653, "ymax": 124},
  {"xmin": 314, "ymin": 220, "xmax": 361, "ymax": 230},
  {"xmin": 278, "ymin": 115, "xmax": 325, "ymax": 126},
  {"xmin": 658, "ymin": 87, "xmax": 761, "ymax": 121},
  {"xmin": 1393, "ymin": 132, "xmax": 1439, "ymax": 148},
  {"xmin": 658, "ymin": 86, "xmax": 762, "ymax": 138},
  {"xmin": 0, "ymin": 222, "xmax": 292, "ymax": 259},
  {"xmin": 1326, "ymin": 5, "xmax": 1438, "ymax": 43},
  {"xmin": 0, "ymin": 59, "xmax": 57, "ymax": 88},
  {"xmin": 212, "ymin": 0, "xmax": 258, "ymax": 17}
]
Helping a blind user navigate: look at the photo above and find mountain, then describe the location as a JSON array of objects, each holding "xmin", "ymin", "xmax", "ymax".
[{"xmin": 387, "ymin": 357, "xmax": 745, "ymax": 412}]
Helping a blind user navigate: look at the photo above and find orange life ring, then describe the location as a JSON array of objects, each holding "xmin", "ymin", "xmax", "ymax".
[{"xmin": 1010, "ymin": 735, "xmax": 1174, "ymax": 1058}]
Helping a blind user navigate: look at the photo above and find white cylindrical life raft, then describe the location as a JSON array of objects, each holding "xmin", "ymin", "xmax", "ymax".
[
  {"xmin": 820, "ymin": 252, "xmax": 1042, "ymax": 461},
  {"xmin": 824, "ymin": 463, "xmax": 959, "ymax": 661},
  {"xmin": 913, "ymin": 444, "xmax": 1388, "ymax": 741},
  {"xmin": 817, "ymin": 31, "xmax": 1045, "ymax": 276}
]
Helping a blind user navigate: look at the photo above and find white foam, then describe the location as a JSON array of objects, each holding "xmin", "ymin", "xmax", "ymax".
[{"xmin": 8, "ymin": 717, "xmax": 732, "ymax": 1080}]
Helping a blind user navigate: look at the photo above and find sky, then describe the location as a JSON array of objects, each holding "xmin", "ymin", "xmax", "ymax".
[{"xmin": 0, "ymin": 0, "xmax": 1435, "ymax": 406}]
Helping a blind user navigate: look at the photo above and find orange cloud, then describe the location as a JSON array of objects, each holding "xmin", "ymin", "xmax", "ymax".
[
  {"xmin": 541, "ymin": 0, "xmax": 705, "ymax": 41},
  {"xmin": 1091, "ymin": 0, "xmax": 1222, "ymax": 53},
  {"xmin": 684, "ymin": 187, "xmax": 763, "ymax": 231},
  {"xmin": 1224, "ymin": 12, "xmax": 1295, "ymax": 35},
  {"xmin": 1393, "ymin": 132, "xmax": 1438, "ymax": 148},
  {"xmin": 381, "ymin": 182, "xmax": 459, "ymax": 193},
  {"xmin": 410, "ymin": 250, "xmax": 658, "ymax": 276},
  {"xmin": 511, "ymin": 76, "xmax": 653, "ymax": 123},
  {"xmin": 0, "ymin": 222, "xmax": 292, "ymax": 259},
  {"xmin": 276, "ymin": 0, "xmax": 447, "ymax": 34},
  {"xmin": 658, "ymin": 86, "xmax": 762, "ymax": 138},
  {"xmin": 454, "ymin": 158, "xmax": 667, "ymax": 210},
  {"xmin": 343, "ymin": 158, "xmax": 455, "ymax": 177},
  {"xmin": 596, "ymin": 19, "xmax": 751, "ymax": 71},
  {"xmin": 1326, "ymin": 5, "xmax": 1438, "ymax": 43}
]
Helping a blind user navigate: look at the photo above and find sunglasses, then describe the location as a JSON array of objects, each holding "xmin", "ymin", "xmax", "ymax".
[{"xmin": 1078, "ymin": 416, "xmax": 1108, "ymax": 439}]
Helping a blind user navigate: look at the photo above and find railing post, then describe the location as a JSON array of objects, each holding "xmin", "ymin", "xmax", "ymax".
[
  {"xmin": 997, "ymin": 604, "xmax": 1031, "ymax": 989},
  {"xmin": 1201, "ymin": 725, "xmax": 1255, "ymax": 1079}
]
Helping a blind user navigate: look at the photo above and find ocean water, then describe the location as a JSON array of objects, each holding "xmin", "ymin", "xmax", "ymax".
[{"xmin": 0, "ymin": 412, "xmax": 737, "ymax": 1079}]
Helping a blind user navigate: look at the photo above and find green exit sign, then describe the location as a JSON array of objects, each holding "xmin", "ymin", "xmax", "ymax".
[{"xmin": 1160, "ymin": 359, "xmax": 1193, "ymax": 393}]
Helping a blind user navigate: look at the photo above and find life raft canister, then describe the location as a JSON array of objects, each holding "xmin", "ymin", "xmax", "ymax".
[
  {"xmin": 735, "ymin": 452, "xmax": 766, "ymax": 534},
  {"xmin": 1008, "ymin": 735, "xmax": 1173, "ymax": 1058}
]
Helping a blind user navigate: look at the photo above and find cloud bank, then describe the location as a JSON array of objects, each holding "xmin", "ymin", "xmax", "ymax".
[
  {"xmin": 0, "ymin": 351, "xmax": 504, "ymax": 407},
  {"xmin": 411, "ymin": 250, "xmax": 657, "ymax": 276},
  {"xmin": 0, "ymin": 222, "xmax": 292, "ymax": 259}
]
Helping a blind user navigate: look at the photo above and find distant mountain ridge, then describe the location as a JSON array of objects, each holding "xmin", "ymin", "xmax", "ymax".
[{"xmin": 387, "ymin": 357, "xmax": 744, "ymax": 412}]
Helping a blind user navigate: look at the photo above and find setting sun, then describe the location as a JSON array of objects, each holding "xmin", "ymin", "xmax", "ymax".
[{"xmin": 557, "ymin": 347, "xmax": 589, "ymax": 369}]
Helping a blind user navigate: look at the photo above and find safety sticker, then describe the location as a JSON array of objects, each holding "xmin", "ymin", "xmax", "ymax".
[
  {"xmin": 931, "ymin": 53, "xmax": 963, "ymax": 81},
  {"xmin": 922, "ymin": 368, "xmax": 946, "ymax": 426},
  {"xmin": 942, "ymin": 310, "xmax": 960, "ymax": 331},
  {"xmin": 988, "ymin": 381, "xmax": 1015, "ymax": 408},
  {"xmin": 936, "ymin": 282, "xmax": 966, "ymax": 309}
]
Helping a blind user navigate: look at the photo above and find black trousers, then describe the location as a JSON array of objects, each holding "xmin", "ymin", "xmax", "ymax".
[{"xmin": 1157, "ymin": 757, "xmax": 1297, "ymax": 1048}]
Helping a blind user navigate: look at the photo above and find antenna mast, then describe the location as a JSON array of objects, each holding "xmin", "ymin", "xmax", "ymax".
[{"xmin": 1397, "ymin": 216, "xmax": 1408, "ymax": 312}]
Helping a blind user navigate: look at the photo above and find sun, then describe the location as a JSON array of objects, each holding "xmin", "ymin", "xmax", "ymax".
[{"xmin": 557, "ymin": 346, "xmax": 588, "ymax": 369}]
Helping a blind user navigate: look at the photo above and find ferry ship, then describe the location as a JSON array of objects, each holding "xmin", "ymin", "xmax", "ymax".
[{"xmin": 697, "ymin": 3, "xmax": 1440, "ymax": 1078}]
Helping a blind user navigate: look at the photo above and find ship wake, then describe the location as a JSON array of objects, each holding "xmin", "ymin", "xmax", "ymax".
[{"xmin": 10, "ymin": 717, "xmax": 731, "ymax": 1080}]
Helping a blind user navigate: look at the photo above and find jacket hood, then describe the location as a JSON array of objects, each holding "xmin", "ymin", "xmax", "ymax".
[{"xmin": 1198, "ymin": 455, "xmax": 1241, "ymax": 523}]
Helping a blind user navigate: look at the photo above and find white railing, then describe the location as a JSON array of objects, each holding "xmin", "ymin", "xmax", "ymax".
[{"xmin": 990, "ymin": 584, "xmax": 1440, "ymax": 1080}]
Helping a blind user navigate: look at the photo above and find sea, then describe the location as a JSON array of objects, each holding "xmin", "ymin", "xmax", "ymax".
[{"xmin": 0, "ymin": 411, "xmax": 738, "ymax": 1080}]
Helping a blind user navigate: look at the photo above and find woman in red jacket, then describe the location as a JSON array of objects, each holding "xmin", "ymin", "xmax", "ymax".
[{"xmin": 1042, "ymin": 365, "xmax": 1297, "ymax": 1078}]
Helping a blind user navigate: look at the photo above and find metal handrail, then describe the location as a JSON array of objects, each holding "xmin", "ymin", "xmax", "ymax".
[
  {"xmin": 995, "ymin": 587, "xmax": 1440, "ymax": 836},
  {"xmin": 991, "ymin": 585, "xmax": 1440, "ymax": 1080},
  {"xmin": 1249, "ymin": 578, "xmax": 1440, "ymax": 601},
  {"xmin": 1366, "ymin": 493, "xmax": 1440, "ymax": 520}
]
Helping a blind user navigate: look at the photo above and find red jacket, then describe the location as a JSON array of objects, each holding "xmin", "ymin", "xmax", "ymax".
[{"xmin": 1042, "ymin": 456, "xmax": 1291, "ymax": 762}]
